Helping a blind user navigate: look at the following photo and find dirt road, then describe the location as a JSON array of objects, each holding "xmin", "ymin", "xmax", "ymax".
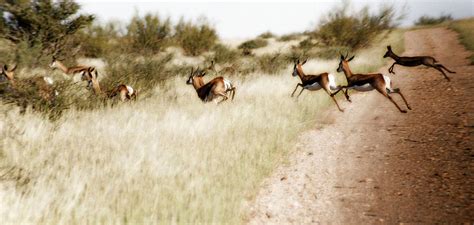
[{"xmin": 248, "ymin": 27, "xmax": 473, "ymax": 224}]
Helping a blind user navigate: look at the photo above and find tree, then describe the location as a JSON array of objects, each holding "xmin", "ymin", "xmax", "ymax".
[
  {"xmin": 126, "ymin": 13, "xmax": 171, "ymax": 54},
  {"xmin": 0, "ymin": 0, "xmax": 94, "ymax": 59},
  {"xmin": 174, "ymin": 17, "xmax": 218, "ymax": 56}
]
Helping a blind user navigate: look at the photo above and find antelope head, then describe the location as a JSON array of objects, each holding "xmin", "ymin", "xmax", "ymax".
[
  {"xmin": 292, "ymin": 59, "xmax": 307, "ymax": 77},
  {"xmin": 83, "ymin": 67, "xmax": 97, "ymax": 89},
  {"xmin": 383, "ymin": 45, "xmax": 392, "ymax": 58},
  {"xmin": 337, "ymin": 53, "xmax": 354, "ymax": 73},
  {"xmin": 49, "ymin": 56, "xmax": 58, "ymax": 69},
  {"xmin": 186, "ymin": 67, "xmax": 206, "ymax": 87},
  {"xmin": 1, "ymin": 64, "xmax": 17, "ymax": 82}
]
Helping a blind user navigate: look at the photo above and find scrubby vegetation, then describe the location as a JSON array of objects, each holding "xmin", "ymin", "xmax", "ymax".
[
  {"xmin": 415, "ymin": 14, "xmax": 453, "ymax": 26},
  {"xmin": 238, "ymin": 38, "xmax": 268, "ymax": 50},
  {"xmin": 0, "ymin": 0, "xmax": 442, "ymax": 223},
  {"xmin": 315, "ymin": 3, "xmax": 400, "ymax": 50},
  {"xmin": 258, "ymin": 31, "xmax": 275, "ymax": 39},
  {"xmin": 174, "ymin": 18, "xmax": 218, "ymax": 56}
]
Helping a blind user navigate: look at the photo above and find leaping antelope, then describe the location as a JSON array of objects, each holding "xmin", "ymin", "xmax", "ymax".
[
  {"xmin": 82, "ymin": 67, "xmax": 137, "ymax": 101},
  {"xmin": 49, "ymin": 56, "xmax": 96, "ymax": 79},
  {"xmin": 1, "ymin": 65, "xmax": 57, "ymax": 101},
  {"xmin": 291, "ymin": 59, "xmax": 349, "ymax": 112},
  {"xmin": 331, "ymin": 54, "xmax": 411, "ymax": 113},
  {"xmin": 384, "ymin": 45, "xmax": 456, "ymax": 81},
  {"xmin": 186, "ymin": 67, "xmax": 236, "ymax": 104}
]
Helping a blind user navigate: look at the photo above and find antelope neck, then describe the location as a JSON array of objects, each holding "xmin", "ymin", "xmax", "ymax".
[
  {"xmin": 388, "ymin": 51, "xmax": 401, "ymax": 61},
  {"xmin": 296, "ymin": 65, "xmax": 306, "ymax": 80},
  {"xmin": 342, "ymin": 61, "xmax": 353, "ymax": 78},
  {"xmin": 55, "ymin": 61, "xmax": 69, "ymax": 73},
  {"xmin": 192, "ymin": 77, "xmax": 204, "ymax": 90}
]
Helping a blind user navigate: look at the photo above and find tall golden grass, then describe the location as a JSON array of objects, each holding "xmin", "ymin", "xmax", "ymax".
[{"xmin": 0, "ymin": 30, "xmax": 403, "ymax": 224}]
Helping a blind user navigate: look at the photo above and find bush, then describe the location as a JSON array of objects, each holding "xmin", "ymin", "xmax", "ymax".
[
  {"xmin": 76, "ymin": 22, "xmax": 122, "ymax": 58},
  {"xmin": 102, "ymin": 54, "xmax": 174, "ymax": 97},
  {"xmin": 415, "ymin": 14, "xmax": 453, "ymax": 26},
  {"xmin": 258, "ymin": 31, "xmax": 275, "ymax": 39},
  {"xmin": 315, "ymin": 2, "xmax": 399, "ymax": 49},
  {"xmin": 207, "ymin": 44, "xmax": 239, "ymax": 64},
  {"xmin": 298, "ymin": 38, "xmax": 317, "ymax": 51},
  {"xmin": 257, "ymin": 53, "xmax": 288, "ymax": 74},
  {"xmin": 238, "ymin": 38, "xmax": 268, "ymax": 50},
  {"xmin": 126, "ymin": 13, "xmax": 172, "ymax": 54},
  {"xmin": 0, "ymin": 0, "xmax": 94, "ymax": 60},
  {"xmin": 277, "ymin": 33, "xmax": 301, "ymax": 42},
  {"xmin": 174, "ymin": 18, "xmax": 218, "ymax": 56}
]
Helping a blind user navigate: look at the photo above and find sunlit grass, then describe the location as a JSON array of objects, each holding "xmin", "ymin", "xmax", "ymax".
[
  {"xmin": 0, "ymin": 30, "xmax": 404, "ymax": 224},
  {"xmin": 450, "ymin": 17, "xmax": 474, "ymax": 64}
]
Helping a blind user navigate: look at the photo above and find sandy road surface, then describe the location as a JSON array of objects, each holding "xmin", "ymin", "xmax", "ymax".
[{"xmin": 248, "ymin": 27, "xmax": 473, "ymax": 224}]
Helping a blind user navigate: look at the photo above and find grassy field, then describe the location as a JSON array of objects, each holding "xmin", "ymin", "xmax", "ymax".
[
  {"xmin": 0, "ymin": 30, "xmax": 404, "ymax": 224},
  {"xmin": 449, "ymin": 17, "xmax": 474, "ymax": 64}
]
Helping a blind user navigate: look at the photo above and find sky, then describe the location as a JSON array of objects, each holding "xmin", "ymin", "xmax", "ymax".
[{"xmin": 76, "ymin": 0, "xmax": 474, "ymax": 39}]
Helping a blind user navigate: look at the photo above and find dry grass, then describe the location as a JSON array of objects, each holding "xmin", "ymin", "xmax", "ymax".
[
  {"xmin": 0, "ymin": 30, "xmax": 404, "ymax": 224},
  {"xmin": 449, "ymin": 17, "xmax": 474, "ymax": 64}
]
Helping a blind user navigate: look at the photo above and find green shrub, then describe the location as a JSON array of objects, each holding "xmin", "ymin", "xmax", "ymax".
[
  {"xmin": 238, "ymin": 38, "xmax": 268, "ymax": 50},
  {"xmin": 102, "ymin": 54, "xmax": 174, "ymax": 97},
  {"xmin": 315, "ymin": 2, "xmax": 399, "ymax": 49},
  {"xmin": 298, "ymin": 38, "xmax": 316, "ymax": 51},
  {"xmin": 76, "ymin": 22, "xmax": 122, "ymax": 58},
  {"xmin": 257, "ymin": 53, "xmax": 287, "ymax": 74},
  {"xmin": 126, "ymin": 13, "xmax": 172, "ymax": 54},
  {"xmin": 415, "ymin": 14, "xmax": 453, "ymax": 26},
  {"xmin": 174, "ymin": 18, "xmax": 218, "ymax": 56},
  {"xmin": 207, "ymin": 44, "xmax": 239, "ymax": 64},
  {"xmin": 258, "ymin": 31, "xmax": 275, "ymax": 39},
  {"xmin": 277, "ymin": 33, "xmax": 301, "ymax": 42}
]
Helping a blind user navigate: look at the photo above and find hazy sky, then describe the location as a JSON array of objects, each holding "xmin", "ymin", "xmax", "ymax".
[{"xmin": 76, "ymin": 0, "xmax": 473, "ymax": 39}]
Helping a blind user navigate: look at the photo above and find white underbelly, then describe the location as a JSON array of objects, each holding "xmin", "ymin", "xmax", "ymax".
[
  {"xmin": 351, "ymin": 84, "xmax": 374, "ymax": 92},
  {"xmin": 304, "ymin": 83, "xmax": 322, "ymax": 91}
]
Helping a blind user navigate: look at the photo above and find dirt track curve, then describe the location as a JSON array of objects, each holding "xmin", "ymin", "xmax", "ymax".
[{"xmin": 248, "ymin": 27, "xmax": 473, "ymax": 224}]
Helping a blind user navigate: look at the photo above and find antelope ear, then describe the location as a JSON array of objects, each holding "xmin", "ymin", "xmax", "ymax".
[
  {"xmin": 201, "ymin": 72, "xmax": 206, "ymax": 76},
  {"xmin": 387, "ymin": 45, "xmax": 392, "ymax": 50},
  {"xmin": 340, "ymin": 55, "xmax": 345, "ymax": 60},
  {"xmin": 302, "ymin": 59, "xmax": 307, "ymax": 65},
  {"xmin": 10, "ymin": 65, "xmax": 17, "ymax": 71},
  {"xmin": 3, "ymin": 65, "xmax": 7, "ymax": 72},
  {"xmin": 297, "ymin": 59, "xmax": 300, "ymax": 64},
  {"xmin": 348, "ymin": 55, "xmax": 355, "ymax": 62}
]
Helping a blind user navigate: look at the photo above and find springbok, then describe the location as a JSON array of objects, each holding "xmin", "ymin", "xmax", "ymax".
[
  {"xmin": 82, "ymin": 67, "xmax": 137, "ymax": 101},
  {"xmin": 384, "ymin": 45, "xmax": 455, "ymax": 81},
  {"xmin": 186, "ymin": 67, "xmax": 236, "ymax": 104},
  {"xmin": 291, "ymin": 59, "xmax": 349, "ymax": 112},
  {"xmin": 331, "ymin": 54, "xmax": 411, "ymax": 113},
  {"xmin": 1, "ymin": 65, "xmax": 57, "ymax": 101},
  {"xmin": 49, "ymin": 56, "xmax": 96, "ymax": 79}
]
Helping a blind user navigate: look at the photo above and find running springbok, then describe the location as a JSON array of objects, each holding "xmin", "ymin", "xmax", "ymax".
[
  {"xmin": 331, "ymin": 54, "xmax": 411, "ymax": 113},
  {"xmin": 49, "ymin": 56, "xmax": 96, "ymax": 78},
  {"xmin": 383, "ymin": 45, "xmax": 455, "ymax": 81},
  {"xmin": 1, "ymin": 65, "xmax": 57, "ymax": 101},
  {"xmin": 186, "ymin": 67, "xmax": 236, "ymax": 103},
  {"xmin": 82, "ymin": 67, "xmax": 137, "ymax": 101},
  {"xmin": 291, "ymin": 59, "xmax": 349, "ymax": 112}
]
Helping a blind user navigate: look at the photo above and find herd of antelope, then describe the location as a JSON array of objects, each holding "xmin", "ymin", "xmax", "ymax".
[{"xmin": 0, "ymin": 45, "xmax": 455, "ymax": 113}]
